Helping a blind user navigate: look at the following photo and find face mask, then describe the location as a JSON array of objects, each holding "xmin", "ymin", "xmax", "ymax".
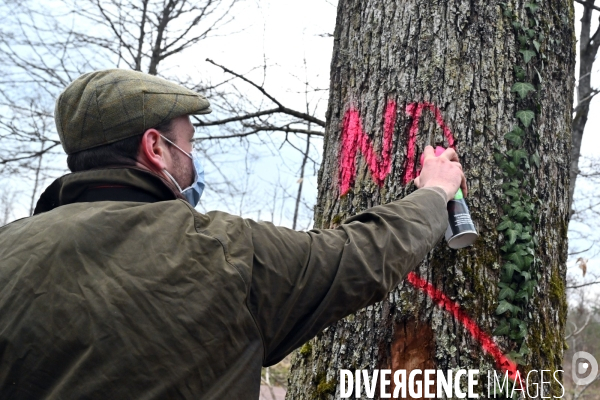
[{"xmin": 160, "ymin": 134, "xmax": 205, "ymax": 207}]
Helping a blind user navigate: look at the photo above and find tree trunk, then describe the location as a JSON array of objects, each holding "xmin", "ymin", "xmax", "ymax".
[
  {"xmin": 570, "ymin": 0, "xmax": 600, "ymax": 216},
  {"xmin": 287, "ymin": 0, "xmax": 574, "ymax": 399}
]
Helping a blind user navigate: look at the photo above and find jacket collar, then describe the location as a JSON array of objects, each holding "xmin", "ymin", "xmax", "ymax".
[{"xmin": 34, "ymin": 167, "xmax": 181, "ymax": 215}]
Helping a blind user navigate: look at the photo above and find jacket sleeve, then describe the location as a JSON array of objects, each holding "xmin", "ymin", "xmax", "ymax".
[{"xmin": 239, "ymin": 188, "xmax": 447, "ymax": 366}]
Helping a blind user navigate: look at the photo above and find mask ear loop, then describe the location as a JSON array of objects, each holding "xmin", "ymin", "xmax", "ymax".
[
  {"xmin": 162, "ymin": 168, "xmax": 184, "ymax": 193},
  {"xmin": 159, "ymin": 134, "xmax": 193, "ymax": 160},
  {"xmin": 159, "ymin": 134, "xmax": 193, "ymax": 193}
]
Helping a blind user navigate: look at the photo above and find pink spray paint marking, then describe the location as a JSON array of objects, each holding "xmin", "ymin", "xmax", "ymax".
[
  {"xmin": 337, "ymin": 99, "xmax": 518, "ymax": 384},
  {"xmin": 403, "ymin": 102, "xmax": 456, "ymax": 184},
  {"xmin": 406, "ymin": 272, "xmax": 522, "ymax": 384},
  {"xmin": 339, "ymin": 100, "xmax": 397, "ymax": 195},
  {"xmin": 339, "ymin": 101, "xmax": 456, "ymax": 193}
]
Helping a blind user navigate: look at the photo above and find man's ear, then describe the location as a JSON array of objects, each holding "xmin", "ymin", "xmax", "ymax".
[{"xmin": 138, "ymin": 129, "xmax": 168, "ymax": 172}]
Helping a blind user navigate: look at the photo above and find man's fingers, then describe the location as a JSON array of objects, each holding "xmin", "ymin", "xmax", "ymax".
[
  {"xmin": 422, "ymin": 146, "xmax": 435, "ymax": 161},
  {"xmin": 452, "ymin": 161, "xmax": 463, "ymax": 171},
  {"xmin": 440, "ymin": 147, "xmax": 459, "ymax": 163}
]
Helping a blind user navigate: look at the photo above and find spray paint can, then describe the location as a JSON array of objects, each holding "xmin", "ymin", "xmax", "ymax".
[
  {"xmin": 421, "ymin": 146, "xmax": 478, "ymax": 249},
  {"xmin": 445, "ymin": 188, "xmax": 478, "ymax": 249}
]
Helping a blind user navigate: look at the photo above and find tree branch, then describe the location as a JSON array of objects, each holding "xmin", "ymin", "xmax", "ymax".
[
  {"xmin": 573, "ymin": 88, "xmax": 600, "ymax": 113},
  {"xmin": 194, "ymin": 107, "xmax": 282, "ymax": 126},
  {"xmin": 206, "ymin": 58, "xmax": 326, "ymax": 127},
  {"xmin": 196, "ymin": 125, "xmax": 323, "ymax": 141},
  {"xmin": 575, "ymin": 0, "xmax": 600, "ymax": 13},
  {"xmin": 244, "ymin": 126, "xmax": 324, "ymax": 136},
  {"xmin": 0, "ymin": 142, "xmax": 60, "ymax": 165},
  {"xmin": 567, "ymin": 280, "xmax": 600, "ymax": 289}
]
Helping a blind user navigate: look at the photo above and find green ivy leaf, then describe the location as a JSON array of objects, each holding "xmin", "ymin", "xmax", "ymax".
[
  {"xmin": 521, "ymin": 271, "xmax": 531, "ymax": 280},
  {"xmin": 508, "ymin": 351, "xmax": 526, "ymax": 366},
  {"xmin": 510, "ymin": 125, "xmax": 524, "ymax": 136},
  {"xmin": 509, "ymin": 207, "xmax": 519, "ymax": 217},
  {"xmin": 496, "ymin": 300, "xmax": 513, "ymax": 315},
  {"xmin": 518, "ymin": 35, "xmax": 528, "ymax": 46},
  {"xmin": 527, "ymin": 29, "xmax": 536, "ymax": 39},
  {"xmin": 502, "ymin": 263, "xmax": 521, "ymax": 281},
  {"xmin": 497, "ymin": 219, "xmax": 512, "ymax": 231},
  {"xmin": 514, "ymin": 66, "xmax": 526, "ymax": 81},
  {"xmin": 520, "ymin": 342, "xmax": 530, "ymax": 356},
  {"xmin": 493, "ymin": 320, "xmax": 511, "ymax": 336},
  {"xmin": 500, "ymin": 286, "xmax": 516, "ymax": 301},
  {"xmin": 518, "ymin": 321, "xmax": 528, "ymax": 337},
  {"xmin": 520, "ymin": 49, "xmax": 536, "ymax": 64},
  {"xmin": 506, "ymin": 162, "xmax": 518, "ymax": 177},
  {"xmin": 494, "ymin": 152, "xmax": 505, "ymax": 164},
  {"xmin": 533, "ymin": 40, "xmax": 541, "ymax": 53},
  {"xmin": 514, "ymin": 223, "xmax": 524, "ymax": 233},
  {"xmin": 505, "ymin": 188, "xmax": 520, "ymax": 198},
  {"xmin": 525, "ymin": 2, "xmax": 539, "ymax": 13},
  {"xmin": 513, "ymin": 149, "xmax": 529, "ymax": 164},
  {"xmin": 531, "ymin": 151, "xmax": 540, "ymax": 167},
  {"xmin": 504, "ymin": 132, "xmax": 523, "ymax": 147},
  {"xmin": 512, "ymin": 21, "xmax": 522, "ymax": 30},
  {"xmin": 516, "ymin": 110, "xmax": 535, "ymax": 127},
  {"xmin": 511, "ymin": 82, "xmax": 536, "ymax": 99},
  {"xmin": 507, "ymin": 229, "xmax": 518, "ymax": 245},
  {"xmin": 517, "ymin": 211, "xmax": 531, "ymax": 221},
  {"xmin": 507, "ymin": 252, "xmax": 524, "ymax": 268},
  {"xmin": 515, "ymin": 289, "xmax": 529, "ymax": 302}
]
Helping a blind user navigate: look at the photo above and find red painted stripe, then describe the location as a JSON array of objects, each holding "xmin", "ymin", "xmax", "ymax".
[
  {"xmin": 339, "ymin": 100, "xmax": 397, "ymax": 195},
  {"xmin": 406, "ymin": 272, "xmax": 520, "ymax": 383},
  {"xmin": 403, "ymin": 102, "xmax": 456, "ymax": 184}
]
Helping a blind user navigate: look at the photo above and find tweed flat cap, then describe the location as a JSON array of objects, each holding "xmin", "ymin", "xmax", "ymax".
[{"xmin": 55, "ymin": 69, "xmax": 212, "ymax": 154}]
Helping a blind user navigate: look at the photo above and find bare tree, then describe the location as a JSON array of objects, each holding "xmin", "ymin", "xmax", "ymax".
[
  {"xmin": 0, "ymin": 0, "xmax": 326, "ymax": 230},
  {"xmin": 66, "ymin": 0, "xmax": 239, "ymax": 75},
  {"xmin": 571, "ymin": 0, "xmax": 600, "ymax": 215}
]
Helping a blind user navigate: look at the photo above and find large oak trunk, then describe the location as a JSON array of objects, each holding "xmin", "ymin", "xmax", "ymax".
[{"xmin": 287, "ymin": 0, "xmax": 574, "ymax": 399}]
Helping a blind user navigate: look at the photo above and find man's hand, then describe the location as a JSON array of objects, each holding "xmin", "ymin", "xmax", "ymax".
[{"xmin": 414, "ymin": 146, "xmax": 467, "ymax": 202}]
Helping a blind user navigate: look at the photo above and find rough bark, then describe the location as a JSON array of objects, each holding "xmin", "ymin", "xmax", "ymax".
[{"xmin": 287, "ymin": 0, "xmax": 574, "ymax": 399}]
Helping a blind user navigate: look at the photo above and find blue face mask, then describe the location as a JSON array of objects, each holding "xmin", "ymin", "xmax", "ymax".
[{"xmin": 160, "ymin": 135, "xmax": 205, "ymax": 207}]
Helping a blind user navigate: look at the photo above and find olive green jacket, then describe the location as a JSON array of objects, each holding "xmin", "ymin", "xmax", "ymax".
[{"xmin": 0, "ymin": 168, "xmax": 448, "ymax": 399}]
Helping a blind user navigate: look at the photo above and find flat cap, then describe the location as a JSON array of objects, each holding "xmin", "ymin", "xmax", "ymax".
[{"xmin": 55, "ymin": 69, "xmax": 211, "ymax": 154}]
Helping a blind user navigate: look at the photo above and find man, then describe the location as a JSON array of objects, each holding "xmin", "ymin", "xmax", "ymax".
[{"xmin": 0, "ymin": 69, "xmax": 465, "ymax": 399}]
